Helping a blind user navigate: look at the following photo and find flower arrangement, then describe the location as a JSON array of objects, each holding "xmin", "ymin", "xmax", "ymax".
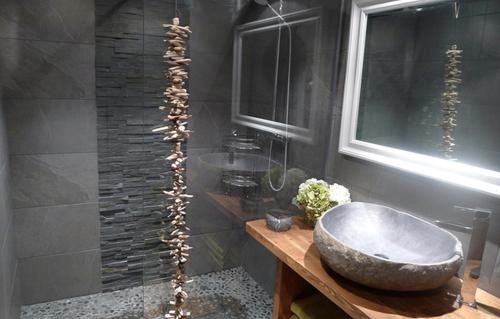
[{"xmin": 294, "ymin": 178, "xmax": 351, "ymax": 226}]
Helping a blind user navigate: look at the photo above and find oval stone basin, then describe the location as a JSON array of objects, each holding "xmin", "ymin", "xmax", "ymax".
[
  {"xmin": 198, "ymin": 152, "xmax": 275, "ymax": 173},
  {"xmin": 313, "ymin": 202, "xmax": 463, "ymax": 291}
]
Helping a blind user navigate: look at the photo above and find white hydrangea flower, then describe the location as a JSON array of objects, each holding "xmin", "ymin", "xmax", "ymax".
[
  {"xmin": 329, "ymin": 183, "xmax": 351, "ymax": 205},
  {"xmin": 298, "ymin": 178, "xmax": 328, "ymax": 193}
]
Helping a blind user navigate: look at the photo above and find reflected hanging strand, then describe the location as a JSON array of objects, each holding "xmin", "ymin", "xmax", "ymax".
[
  {"xmin": 267, "ymin": 0, "xmax": 292, "ymax": 192},
  {"xmin": 440, "ymin": 44, "xmax": 462, "ymax": 159},
  {"xmin": 158, "ymin": 11, "xmax": 193, "ymax": 319}
]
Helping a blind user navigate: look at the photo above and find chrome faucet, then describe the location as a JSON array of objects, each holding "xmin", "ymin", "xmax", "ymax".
[
  {"xmin": 435, "ymin": 206, "xmax": 492, "ymax": 309},
  {"xmin": 228, "ymin": 130, "xmax": 239, "ymax": 164}
]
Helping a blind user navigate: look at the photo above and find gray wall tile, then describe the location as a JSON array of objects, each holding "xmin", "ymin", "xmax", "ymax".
[
  {"xmin": 0, "ymin": 165, "xmax": 13, "ymax": 241},
  {"xmin": 189, "ymin": 51, "xmax": 233, "ymax": 103},
  {"xmin": 19, "ymin": 250, "xmax": 102, "ymax": 305},
  {"xmin": 0, "ymin": 223, "xmax": 17, "ymax": 319},
  {"xmin": 9, "ymin": 268, "xmax": 21, "ymax": 319},
  {"xmin": 0, "ymin": 104, "xmax": 9, "ymax": 167},
  {"xmin": 188, "ymin": 102, "xmax": 232, "ymax": 149},
  {"xmin": 95, "ymin": 0, "xmax": 143, "ymax": 38},
  {"xmin": 0, "ymin": 39, "xmax": 95, "ymax": 99},
  {"xmin": 10, "ymin": 153, "xmax": 98, "ymax": 209},
  {"xmin": 242, "ymin": 235, "xmax": 276, "ymax": 296},
  {"xmin": 186, "ymin": 194, "xmax": 234, "ymax": 235},
  {"xmin": 144, "ymin": 0, "xmax": 189, "ymax": 37},
  {"xmin": 0, "ymin": 102, "xmax": 19, "ymax": 318},
  {"xmin": 0, "ymin": 0, "xmax": 95, "ymax": 43},
  {"xmin": 189, "ymin": 0, "xmax": 234, "ymax": 55},
  {"xmin": 14, "ymin": 203, "xmax": 99, "ymax": 259},
  {"xmin": 187, "ymin": 229, "xmax": 245, "ymax": 276},
  {"xmin": 5, "ymin": 99, "xmax": 97, "ymax": 155}
]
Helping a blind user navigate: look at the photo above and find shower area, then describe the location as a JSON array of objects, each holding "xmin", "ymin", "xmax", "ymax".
[{"xmin": 0, "ymin": 0, "xmax": 343, "ymax": 318}]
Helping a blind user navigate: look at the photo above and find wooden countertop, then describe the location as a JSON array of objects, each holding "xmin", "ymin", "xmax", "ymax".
[{"xmin": 246, "ymin": 218, "xmax": 500, "ymax": 319}]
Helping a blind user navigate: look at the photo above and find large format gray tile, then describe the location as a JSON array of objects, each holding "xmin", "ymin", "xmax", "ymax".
[
  {"xmin": 10, "ymin": 153, "xmax": 98, "ymax": 209},
  {"xmin": 189, "ymin": 51, "xmax": 233, "ymax": 103},
  {"xmin": 0, "ymin": 222, "xmax": 17, "ymax": 319},
  {"xmin": 186, "ymin": 193, "xmax": 234, "ymax": 235},
  {"xmin": 9, "ymin": 267, "xmax": 21, "ymax": 319},
  {"xmin": 14, "ymin": 203, "xmax": 100, "ymax": 258},
  {"xmin": 187, "ymin": 102, "xmax": 232, "ymax": 149},
  {"xmin": 242, "ymin": 235, "xmax": 276, "ymax": 296},
  {"xmin": 0, "ymin": 104, "xmax": 9, "ymax": 167},
  {"xmin": 19, "ymin": 250, "xmax": 102, "ymax": 305},
  {"xmin": 187, "ymin": 229, "xmax": 245, "ymax": 276},
  {"xmin": 5, "ymin": 99, "xmax": 97, "ymax": 155},
  {"xmin": 482, "ymin": 5, "xmax": 500, "ymax": 59},
  {"xmin": 189, "ymin": 0, "xmax": 234, "ymax": 55},
  {"xmin": 0, "ymin": 165, "xmax": 13, "ymax": 242},
  {"xmin": 0, "ymin": 39, "xmax": 95, "ymax": 99},
  {"xmin": 0, "ymin": 0, "xmax": 94, "ymax": 43}
]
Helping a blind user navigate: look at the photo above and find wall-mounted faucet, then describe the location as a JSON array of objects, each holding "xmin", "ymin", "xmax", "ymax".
[
  {"xmin": 224, "ymin": 130, "xmax": 260, "ymax": 165},
  {"xmin": 435, "ymin": 206, "xmax": 492, "ymax": 309}
]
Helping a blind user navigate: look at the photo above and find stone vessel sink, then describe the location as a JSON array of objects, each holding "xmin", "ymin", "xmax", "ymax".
[
  {"xmin": 313, "ymin": 202, "xmax": 463, "ymax": 291},
  {"xmin": 198, "ymin": 152, "xmax": 275, "ymax": 173}
]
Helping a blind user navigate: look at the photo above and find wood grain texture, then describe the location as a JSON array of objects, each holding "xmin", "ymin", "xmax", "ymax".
[
  {"xmin": 273, "ymin": 260, "xmax": 315, "ymax": 319},
  {"xmin": 246, "ymin": 218, "xmax": 500, "ymax": 319}
]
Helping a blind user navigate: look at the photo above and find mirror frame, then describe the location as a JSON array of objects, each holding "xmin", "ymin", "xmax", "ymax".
[
  {"xmin": 339, "ymin": 0, "xmax": 500, "ymax": 198},
  {"xmin": 232, "ymin": 8, "xmax": 322, "ymax": 143}
]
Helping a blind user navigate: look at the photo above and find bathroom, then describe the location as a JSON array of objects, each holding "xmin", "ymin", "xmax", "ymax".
[{"xmin": 0, "ymin": 0, "xmax": 499, "ymax": 318}]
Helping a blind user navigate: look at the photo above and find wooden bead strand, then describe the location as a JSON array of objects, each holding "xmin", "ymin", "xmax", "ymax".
[{"xmin": 155, "ymin": 16, "xmax": 192, "ymax": 319}]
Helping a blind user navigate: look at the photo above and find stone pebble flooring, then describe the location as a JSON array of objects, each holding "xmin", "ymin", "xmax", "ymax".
[{"xmin": 21, "ymin": 267, "xmax": 272, "ymax": 319}]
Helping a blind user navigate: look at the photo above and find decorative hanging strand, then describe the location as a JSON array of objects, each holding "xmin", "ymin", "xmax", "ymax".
[
  {"xmin": 440, "ymin": 44, "xmax": 462, "ymax": 159},
  {"xmin": 156, "ymin": 16, "xmax": 192, "ymax": 319}
]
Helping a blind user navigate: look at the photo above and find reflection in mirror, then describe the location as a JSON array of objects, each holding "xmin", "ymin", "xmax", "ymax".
[
  {"xmin": 356, "ymin": 1, "xmax": 500, "ymax": 172},
  {"xmin": 232, "ymin": 9, "xmax": 321, "ymax": 141}
]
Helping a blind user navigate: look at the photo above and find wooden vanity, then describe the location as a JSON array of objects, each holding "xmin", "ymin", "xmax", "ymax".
[{"xmin": 246, "ymin": 218, "xmax": 500, "ymax": 319}]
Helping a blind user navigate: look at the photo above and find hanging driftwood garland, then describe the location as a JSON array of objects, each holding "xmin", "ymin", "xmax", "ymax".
[
  {"xmin": 440, "ymin": 44, "xmax": 462, "ymax": 159},
  {"xmin": 155, "ymin": 16, "xmax": 192, "ymax": 319}
]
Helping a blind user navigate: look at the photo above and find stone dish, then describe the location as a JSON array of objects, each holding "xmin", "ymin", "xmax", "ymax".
[
  {"xmin": 266, "ymin": 210, "xmax": 293, "ymax": 232},
  {"xmin": 314, "ymin": 202, "xmax": 463, "ymax": 291}
]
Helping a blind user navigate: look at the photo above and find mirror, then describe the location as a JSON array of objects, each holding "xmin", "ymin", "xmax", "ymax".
[
  {"xmin": 340, "ymin": 0, "xmax": 500, "ymax": 197},
  {"xmin": 232, "ymin": 8, "xmax": 322, "ymax": 142}
]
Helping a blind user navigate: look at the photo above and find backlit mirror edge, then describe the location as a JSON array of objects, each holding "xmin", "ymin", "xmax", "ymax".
[{"xmin": 339, "ymin": 0, "xmax": 500, "ymax": 198}]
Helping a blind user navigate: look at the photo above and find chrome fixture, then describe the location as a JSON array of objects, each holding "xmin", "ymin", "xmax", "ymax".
[
  {"xmin": 225, "ymin": 132, "xmax": 260, "ymax": 165},
  {"xmin": 436, "ymin": 206, "xmax": 492, "ymax": 309}
]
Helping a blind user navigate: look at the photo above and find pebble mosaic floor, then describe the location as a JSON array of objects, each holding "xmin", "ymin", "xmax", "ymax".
[{"xmin": 21, "ymin": 267, "xmax": 272, "ymax": 319}]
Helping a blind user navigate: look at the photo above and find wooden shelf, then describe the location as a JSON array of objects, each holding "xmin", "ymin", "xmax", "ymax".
[
  {"xmin": 204, "ymin": 192, "xmax": 270, "ymax": 223},
  {"xmin": 246, "ymin": 218, "xmax": 500, "ymax": 319}
]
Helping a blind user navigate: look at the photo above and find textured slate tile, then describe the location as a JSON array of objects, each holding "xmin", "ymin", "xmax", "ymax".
[
  {"xmin": 5, "ymin": 99, "xmax": 97, "ymax": 155},
  {"xmin": 144, "ymin": 0, "xmax": 190, "ymax": 37},
  {"xmin": 19, "ymin": 250, "xmax": 102, "ymax": 305},
  {"xmin": 14, "ymin": 203, "xmax": 100, "ymax": 258},
  {"xmin": 0, "ymin": 39, "xmax": 95, "ymax": 99},
  {"xmin": 95, "ymin": 0, "xmax": 144, "ymax": 37},
  {"xmin": 10, "ymin": 153, "xmax": 98, "ymax": 209},
  {"xmin": 0, "ymin": 0, "xmax": 94, "ymax": 43}
]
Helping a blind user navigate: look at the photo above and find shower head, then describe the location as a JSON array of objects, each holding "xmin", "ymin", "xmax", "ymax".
[{"xmin": 254, "ymin": 0, "xmax": 269, "ymax": 5}]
